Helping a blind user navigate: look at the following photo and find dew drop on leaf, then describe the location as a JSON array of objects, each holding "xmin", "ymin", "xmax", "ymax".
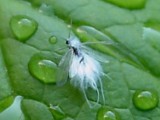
[
  {"xmin": 10, "ymin": 15, "xmax": 38, "ymax": 42},
  {"xmin": 28, "ymin": 53, "xmax": 57, "ymax": 84},
  {"xmin": 102, "ymin": 0, "xmax": 146, "ymax": 9},
  {"xmin": 145, "ymin": 21, "xmax": 160, "ymax": 32},
  {"xmin": 133, "ymin": 90, "xmax": 159, "ymax": 110},
  {"xmin": 97, "ymin": 107, "xmax": 120, "ymax": 120},
  {"xmin": 49, "ymin": 104, "xmax": 66, "ymax": 120},
  {"xmin": 49, "ymin": 36, "xmax": 57, "ymax": 44},
  {"xmin": 38, "ymin": 3, "xmax": 54, "ymax": 16}
]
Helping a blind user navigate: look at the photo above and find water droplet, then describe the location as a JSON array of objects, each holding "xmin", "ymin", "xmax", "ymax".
[
  {"xmin": 10, "ymin": 15, "xmax": 38, "ymax": 42},
  {"xmin": 97, "ymin": 107, "xmax": 120, "ymax": 120},
  {"xmin": 39, "ymin": 3, "xmax": 54, "ymax": 16},
  {"xmin": 103, "ymin": 0, "xmax": 146, "ymax": 9},
  {"xmin": 49, "ymin": 36, "xmax": 57, "ymax": 44},
  {"xmin": 133, "ymin": 90, "xmax": 159, "ymax": 110},
  {"xmin": 145, "ymin": 21, "xmax": 160, "ymax": 32},
  {"xmin": 28, "ymin": 53, "xmax": 57, "ymax": 83},
  {"xmin": 49, "ymin": 104, "xmax": 65, "ymax": 119}
]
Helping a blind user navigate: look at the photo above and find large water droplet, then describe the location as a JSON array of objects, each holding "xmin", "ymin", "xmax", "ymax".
[
  {"xmin": 28, "ymin": 53, "xmax": 57, "ymax": 83},
  {"xmin": 49, "ymin": 36, "xmax": 57, "ymax": 44},
  {"xmin": 133, "ymin": 90, "xmax": 159, "ymax": 110},
  {"xmin": 10, "ymin": 15, "xmax": 38, "ymax": 42},
  {"xmin": 49, "ymin": 104, "xmax": 65, "ymax": 120},
  {"xmin": 97, "ymin": 107, "xmax": 120, "ymax": 120},
  {"xmin": 103, "ymin": 0, "xmax": 146, "ymax": 9}
]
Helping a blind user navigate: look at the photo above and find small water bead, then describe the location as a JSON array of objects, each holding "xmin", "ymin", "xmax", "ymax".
[
  {"xmin": 49, "ymin": 36, "xmax": 57, "ymax": 44},
  {"xmin": 28, "ymin": 53, "xmax": 57, "ymax": 84},
  {"xmin": 39, "ymin": 3, "xmax": 55, "ymax": 16},
  {"xmin": 97, "ymin": 107, "xmax": 120, "ymax": 120},
  {"xmin": 103, "ymin": 0, "xmax": 146, "ymax": 9},
  {"xmin": 145, "ymin": 21, "xmax": 160, "ymax": 32},
  {"xmin": 133, "ymin": 90, "xmax": 159, "ymax": 111},
  {"xmin": 49, "ymin": 104, "xmax": 65, "ymax": 120},
  {"xmin": 10, "ymin": 15, "xmax": 38, "ymax": 42}
]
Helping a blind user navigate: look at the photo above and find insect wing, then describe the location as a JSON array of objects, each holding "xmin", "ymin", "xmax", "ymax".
[
  {"xmin": 56, "ymin": 49, "xmax": 73, "ymax": 86},
  {"xmin": 82, "ymin": 45, "xmax": 109, "ymax": 64}
]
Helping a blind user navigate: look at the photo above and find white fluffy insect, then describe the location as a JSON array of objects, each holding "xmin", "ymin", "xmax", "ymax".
[{"xmin": 57, "ymin": 34, "xmax": 107, "ymax": 108}]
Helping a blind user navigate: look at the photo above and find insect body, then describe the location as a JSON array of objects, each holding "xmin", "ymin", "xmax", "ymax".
[{"xmin": 58, "ymin": 36, "xmax": 105, "ymax": 108}]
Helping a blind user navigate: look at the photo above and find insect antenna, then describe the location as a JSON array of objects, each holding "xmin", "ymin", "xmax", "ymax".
[
  {"xmin": 67, "ymin": 19, "xmax": 73, "ymax": 39},
  {"xmin": 82, "ymin": 41, "xmax": 114, "ymax": 45}
]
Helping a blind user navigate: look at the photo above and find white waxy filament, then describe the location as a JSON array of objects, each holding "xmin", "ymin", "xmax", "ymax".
[{"xmin": 58, "ymin": 36, "xmax": 105, "ymax": 108}]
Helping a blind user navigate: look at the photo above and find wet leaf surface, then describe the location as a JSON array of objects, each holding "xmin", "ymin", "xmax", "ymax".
[{"xmin": 0, "ymin": 0, "xmax": 160, "ymax": 120}]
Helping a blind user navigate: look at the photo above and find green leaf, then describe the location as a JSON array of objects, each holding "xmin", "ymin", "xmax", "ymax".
[
  {"xmin": 0, "ymin": 46, "xmax": 13, "ymax": 112},
  {"xmin": 0, "ymin": 0, "xmax": 160, "ymax": 120},
  {"xmin": 21, "ymin": 99, "xmax": 54, "ymax": 120}
]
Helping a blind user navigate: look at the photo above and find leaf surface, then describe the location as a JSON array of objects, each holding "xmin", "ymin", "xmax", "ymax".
[{"xmin": 0, "ymin": 0, "xmax": 160, "ymax": 120}]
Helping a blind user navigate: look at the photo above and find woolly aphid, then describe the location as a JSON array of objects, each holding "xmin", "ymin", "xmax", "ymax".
[{"xmin": 57, "ymin": 35, "xmax": 107, "ymax": 108}]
